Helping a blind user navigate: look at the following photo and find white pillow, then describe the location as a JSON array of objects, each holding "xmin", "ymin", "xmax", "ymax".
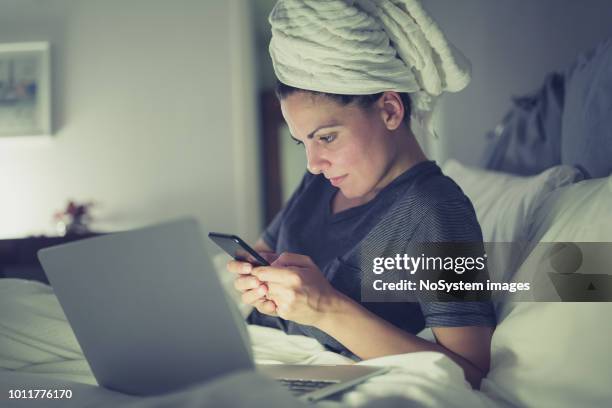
[
  {"xmin": 528, "ymin": 175, "xmax": 612, "ymax": 244},
  {"xmin": 442, "ymin": 161, "xmax": 581, "ymax": 285},
  {"xmin": 442, "ymin": 160, "xmax": 581, "ymax": 243},
  {"xmin": 482, "ymin": 175, "xmax": 612, "ymax": 408}
]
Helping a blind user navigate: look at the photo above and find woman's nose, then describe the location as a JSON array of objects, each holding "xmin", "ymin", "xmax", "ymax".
[{"xmin": 305, "ymin": 145, "xmax": 330, "ymax": 175}]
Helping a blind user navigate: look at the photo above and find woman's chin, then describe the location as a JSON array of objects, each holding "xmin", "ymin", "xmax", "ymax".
[
  {"xmin": 339, "ymin": 187, "xmax": 363, "ymax": 200},
  {"xmin": 337, "ymin": 186, "xmax": 351, "ymax": 196}
]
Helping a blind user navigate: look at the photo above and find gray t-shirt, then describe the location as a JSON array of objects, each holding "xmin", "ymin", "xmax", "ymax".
[{"xmin": 249, "ymin": 161, "xmax": 496, "ymax": 357}]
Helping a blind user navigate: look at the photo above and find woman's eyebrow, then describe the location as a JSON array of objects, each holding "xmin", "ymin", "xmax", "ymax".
[
  {"xmin": 293, "ymin": 124, "xmax": 340, "ymax": 142},
  {"xmin": 289, "ymin": 123, "xmax": 340, "ymax": 143}
]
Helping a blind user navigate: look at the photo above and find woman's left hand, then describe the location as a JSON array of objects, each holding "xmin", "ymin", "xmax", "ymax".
[{"xmin": 251, "ymin": 252, "xmax": 338, "ymax": 327}]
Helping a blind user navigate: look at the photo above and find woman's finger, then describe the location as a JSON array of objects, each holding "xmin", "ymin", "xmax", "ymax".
[
  {"xmin": 251, "ymin": 266, "xmax": 301, "ymax": 285},
  {"xmin": 233, "ymin": 275, "xmax": 261, "ymax": 292},
  {"xmin": 256, "ymin": 300, "xmax": 277, "ymax": 316},
  {"xmin": 266, "ymin": 282, "xmax": 293, "ymax": 301},
  {"xmin": 241, "ymin": 284, "xmax": 268, "ymax": 304},
  {"xmin": 227, "ymin": 259, "xmax": 253, "ymax": 274}
]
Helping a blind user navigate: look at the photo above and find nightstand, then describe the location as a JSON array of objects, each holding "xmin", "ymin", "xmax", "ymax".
[{"xmin": 0, "ymin": 233, "xmax": 102, "ymax": 284}]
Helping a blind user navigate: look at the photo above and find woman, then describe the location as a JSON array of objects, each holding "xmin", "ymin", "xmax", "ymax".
[{"xmin": 227, "ymin": 0, "xmax": 495, "ymax": 389}]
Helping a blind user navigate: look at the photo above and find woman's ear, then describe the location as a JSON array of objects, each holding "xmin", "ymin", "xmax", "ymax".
[{"xmin": 377, "ymin": 91, "xmax": 404, "ymax": 131}]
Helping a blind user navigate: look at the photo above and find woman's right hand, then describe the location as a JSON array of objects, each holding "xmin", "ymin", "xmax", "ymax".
[{"xmin": 227, "ymin": 252, "xmax": 279, "ymax": 316}]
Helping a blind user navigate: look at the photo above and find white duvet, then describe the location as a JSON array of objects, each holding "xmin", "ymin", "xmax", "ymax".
[{"xmin": 0, "ymin": 278, "xmax": 494, "ymax": 408}]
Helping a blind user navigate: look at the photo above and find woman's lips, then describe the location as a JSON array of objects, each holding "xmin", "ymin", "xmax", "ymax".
[{"xmin": 329, "ymin": 175, "xmax": 347, "ymax": 187}]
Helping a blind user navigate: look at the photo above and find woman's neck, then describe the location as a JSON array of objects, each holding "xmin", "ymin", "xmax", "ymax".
[{"xmin": 385, "ymin": 129, "xmax": 428, "ymax": 182}]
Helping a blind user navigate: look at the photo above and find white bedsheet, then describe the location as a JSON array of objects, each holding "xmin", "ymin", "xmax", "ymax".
[{"xmin": 0, "ymin": 278, "xmax": 496, "ymax": 407}]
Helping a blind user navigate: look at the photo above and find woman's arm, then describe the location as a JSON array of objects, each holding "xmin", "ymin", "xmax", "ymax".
[
  {"xmin": 317, "ymin": 292, "xmax": 492, "ymax": 389},
  {"xmin": 251, "ymin": 253, "xmax": 493, "ymax": 389}
]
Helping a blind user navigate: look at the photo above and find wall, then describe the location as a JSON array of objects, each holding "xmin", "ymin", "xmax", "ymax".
[
  {"xmin": 0, "ymin": 0, "xmax": 262, "ymax": 243},
  {"xmin": 422, "ymin": 0, "xmax": 612, "ymax": 164}
]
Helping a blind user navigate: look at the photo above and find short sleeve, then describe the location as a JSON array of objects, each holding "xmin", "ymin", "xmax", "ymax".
[
  {"xmin": 261, "ymin": 172, "xmax": 312, "ymax": 251},
  {"xmin": 261, "ymin": 208, "xmax": 283, "ymax": 251},
  {"xmin": 414, "ymin": 200, "xmax": 497, "ymax": 328}
]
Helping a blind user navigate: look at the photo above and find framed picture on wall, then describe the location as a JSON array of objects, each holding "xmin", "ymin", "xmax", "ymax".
[{"xmin": 0, "ymin": 42, "xmax": 51, "ymax": 137}]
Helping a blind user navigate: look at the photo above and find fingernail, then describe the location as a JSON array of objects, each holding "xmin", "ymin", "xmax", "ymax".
[
  {"xmin": 259, "ymin": 285, "xmax": 267, "ymax": 295},
  {"xmin": 242, "ymin": 264, "xmax": 252, "ymax": 273}
]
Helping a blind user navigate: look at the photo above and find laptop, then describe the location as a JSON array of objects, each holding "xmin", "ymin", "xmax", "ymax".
[{"xmin": 37, "ymin": 218, "xmax": 386, "ymax": 402}]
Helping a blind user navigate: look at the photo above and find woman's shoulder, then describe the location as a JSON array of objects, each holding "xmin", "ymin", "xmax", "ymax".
[
  {"xmin": 381, "ymin": 167, "xmax": 482, "ymax": 241},
  {"xmin": 396, "ymin": 163, "xmax": 473, "ymax": 213}
]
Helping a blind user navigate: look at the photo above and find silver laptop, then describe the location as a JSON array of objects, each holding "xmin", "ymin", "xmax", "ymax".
[{"xmin": 38, "ymin": 218, "xmax": 386, "ymax": 402}]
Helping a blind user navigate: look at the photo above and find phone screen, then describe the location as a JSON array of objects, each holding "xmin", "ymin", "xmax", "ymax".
[{"xmin": 208, "ymin": 232, "xmax": 270, "ymax": 266}]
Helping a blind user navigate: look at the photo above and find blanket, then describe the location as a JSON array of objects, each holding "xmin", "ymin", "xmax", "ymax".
[{"xmin": 0, "ymin": 278, "xmax": 496, "ymax": 407}]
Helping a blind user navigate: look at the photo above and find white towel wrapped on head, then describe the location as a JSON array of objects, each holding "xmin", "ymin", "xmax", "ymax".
[{"xmin": 269, "ymin": 0, "xmax": 471, "ymax": 130}]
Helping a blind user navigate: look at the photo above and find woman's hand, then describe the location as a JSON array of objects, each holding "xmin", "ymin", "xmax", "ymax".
[
  {"xmin": 250, "ymin": 252, "xmax": 339, "ymax": 326},
  {"xmin": 226, "ymin": 251, "xmax": 279, "ymax": 316}
]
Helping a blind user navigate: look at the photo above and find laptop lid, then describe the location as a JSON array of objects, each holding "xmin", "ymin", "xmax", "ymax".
[{"xmin": 38, "ymin": 218, "xmax": 253, "ymax": 396}]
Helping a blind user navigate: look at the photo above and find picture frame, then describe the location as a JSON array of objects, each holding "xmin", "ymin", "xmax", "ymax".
[{"xmin": 0, "ymin": 42, "xmax": 51, "ymax": 137}]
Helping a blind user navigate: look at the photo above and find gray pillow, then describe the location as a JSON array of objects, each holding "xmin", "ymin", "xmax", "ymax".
[
  {"xmin": 561, "ymin": 37, "xmax": 612, "ymax": 178},
  {"xmin": 480, "ymin": 70, "xmax": 565, "ymax": 176},
  {"xmin": 481, "ymin": 37, "xmax": 612, "ymax": 178}
]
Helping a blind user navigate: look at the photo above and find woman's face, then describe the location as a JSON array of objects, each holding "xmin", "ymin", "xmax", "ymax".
[{"xmin": 280, "ymin": 92, "xmax": 399, "ymax": 201}]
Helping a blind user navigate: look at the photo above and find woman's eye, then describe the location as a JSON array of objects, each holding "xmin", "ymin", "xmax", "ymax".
[
  {"xmin": 320, "ymin": 134, "xmax": 336, "ymax": 143},
  {"xmin": 293, "ymin": 139, "xmax": 303, "ymax": 146}
]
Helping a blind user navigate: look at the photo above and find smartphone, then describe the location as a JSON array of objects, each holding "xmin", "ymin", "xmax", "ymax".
[{"xmin": 208, "ymin": 232, "xmax": 270, "ymax": 266}]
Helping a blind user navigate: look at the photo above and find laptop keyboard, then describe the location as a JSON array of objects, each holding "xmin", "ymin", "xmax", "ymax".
[{"xmin": 277, "ymin": 378, "xmax": 339, "ymax": 396}]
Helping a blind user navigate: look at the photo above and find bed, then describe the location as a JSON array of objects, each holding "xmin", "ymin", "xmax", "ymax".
[{"xmin": 1, "ymin": 166, "xmax": 611, "ymax": 407}]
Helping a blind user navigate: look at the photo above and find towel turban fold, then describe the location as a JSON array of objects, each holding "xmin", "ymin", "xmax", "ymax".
[{"xmin": 268, "ymin": 0, "xmax": 471, "ymax": 128}]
